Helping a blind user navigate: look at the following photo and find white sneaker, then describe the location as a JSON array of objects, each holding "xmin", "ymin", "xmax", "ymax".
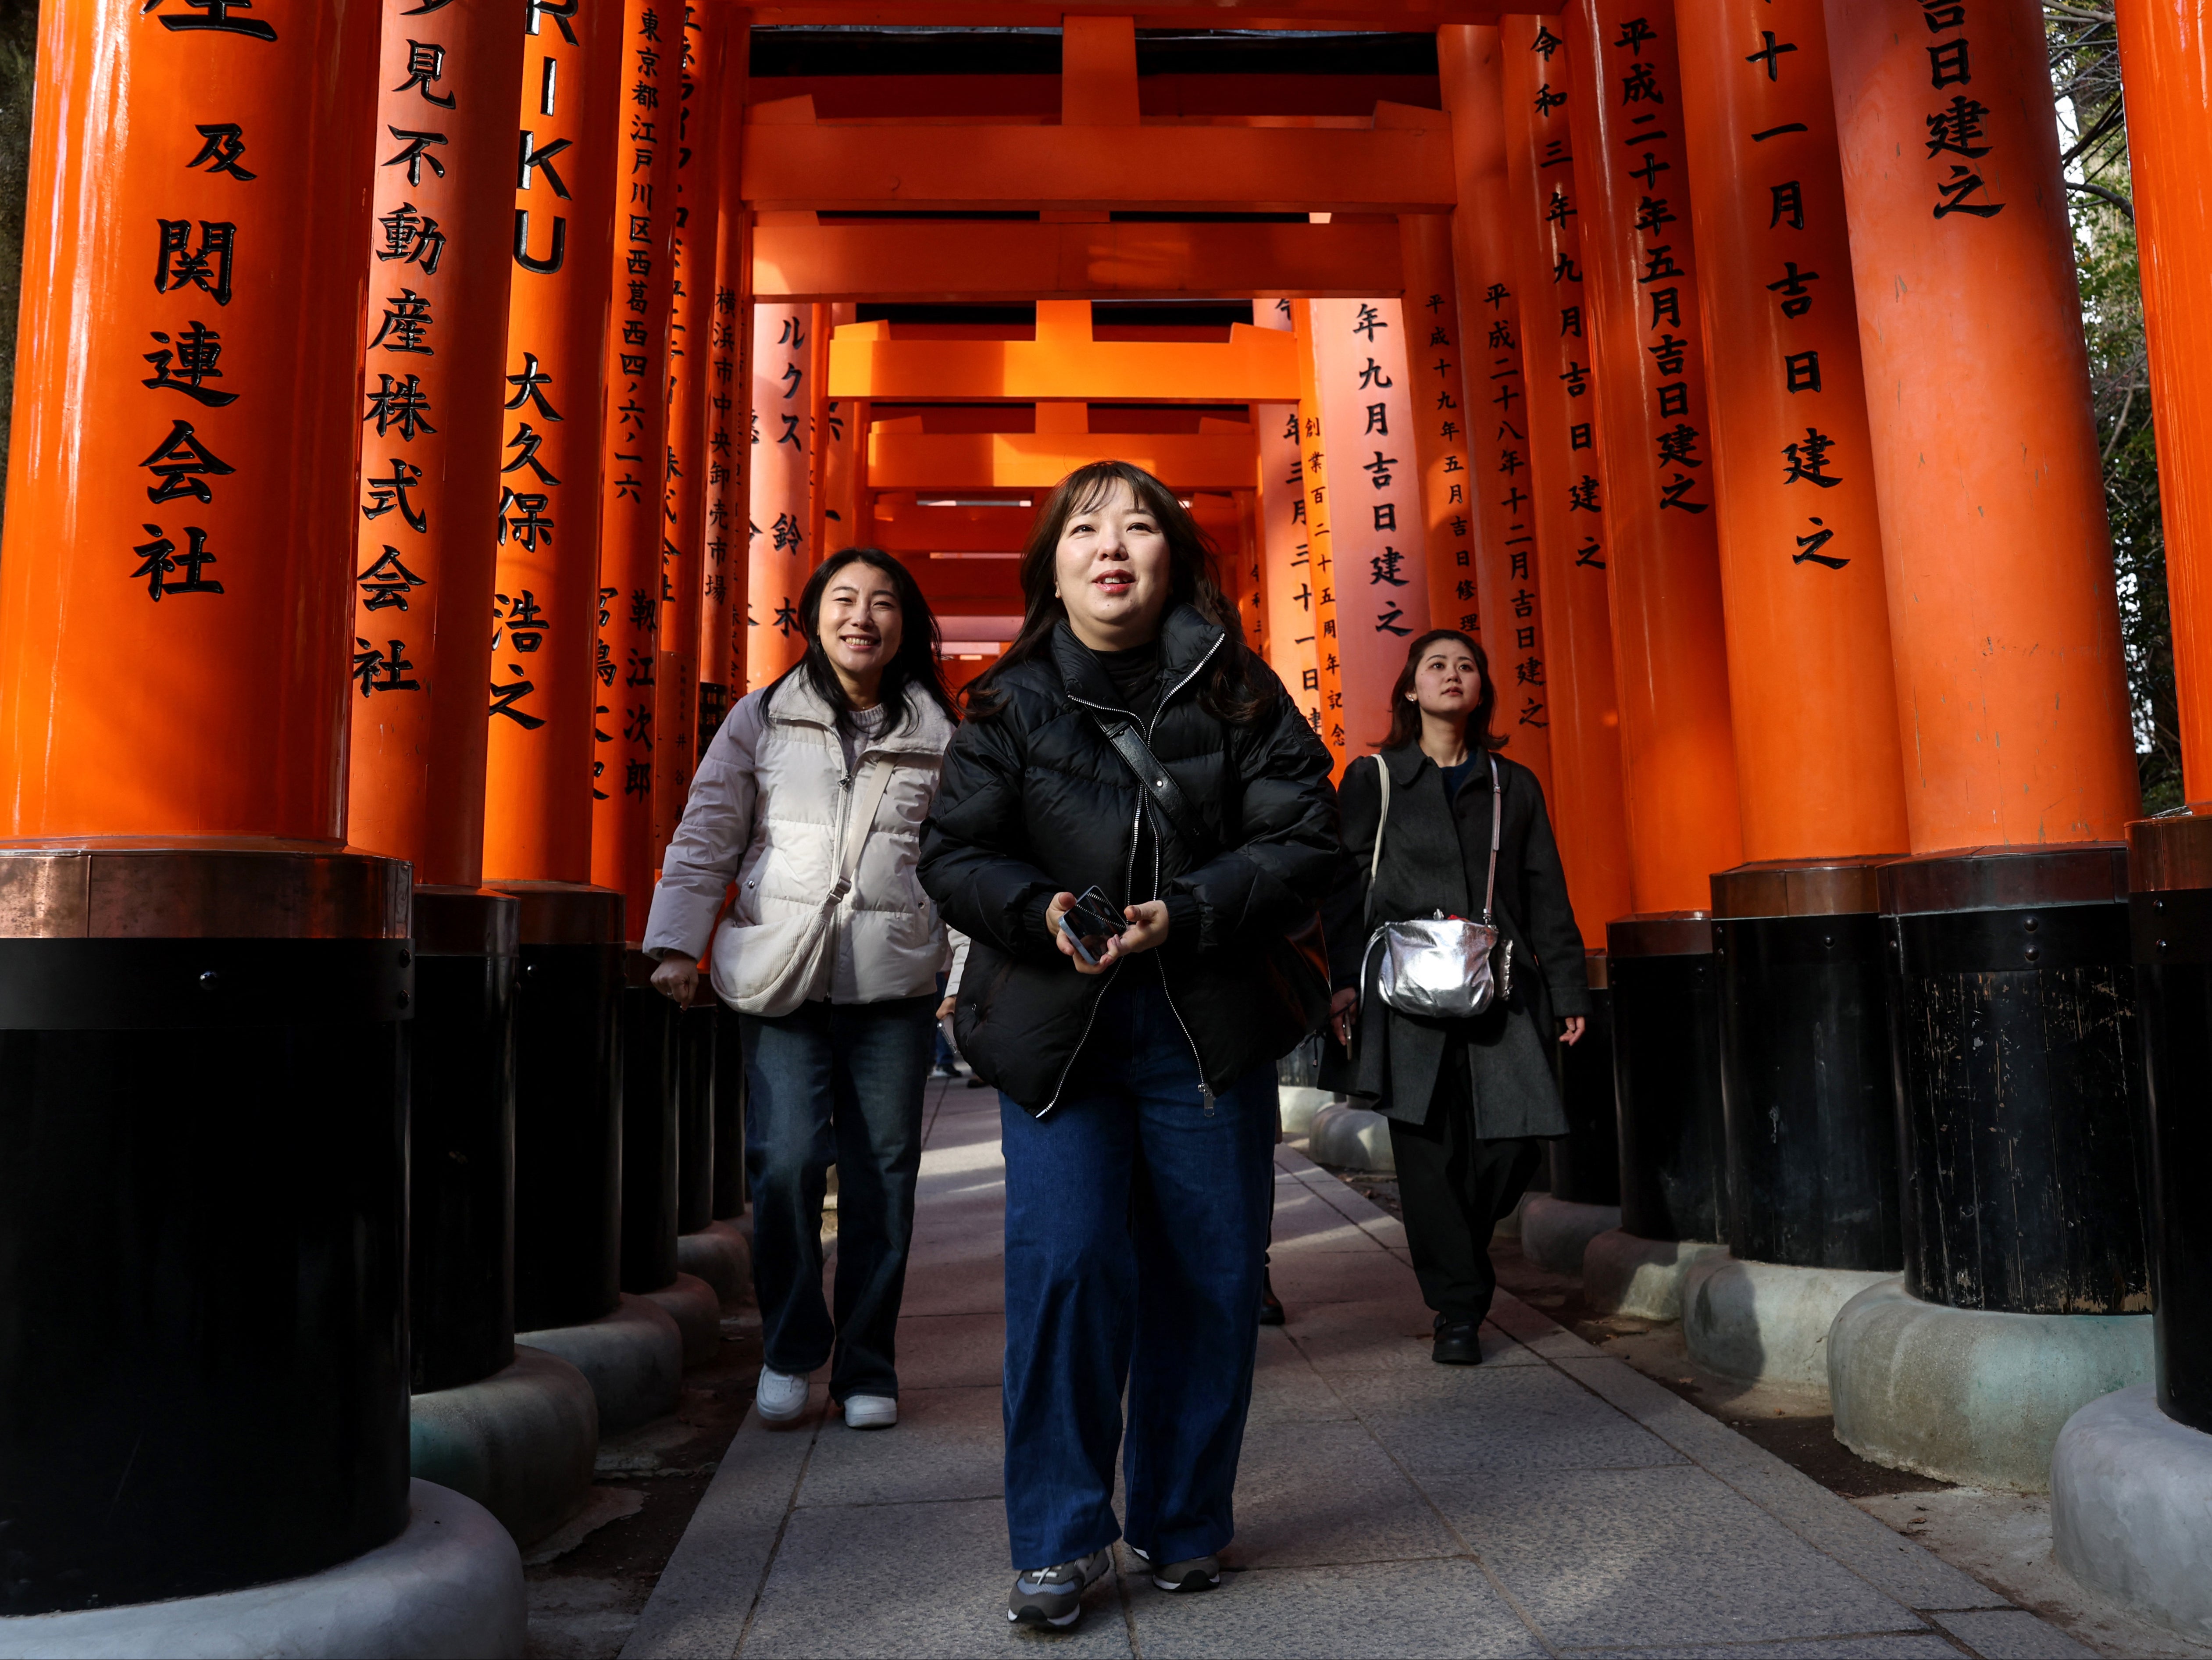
[
  {"xmin": 842, "ymin": 1394, "xmax": 898, "ymax": 1430},
  {"xmin": 755, "ymin": 1364, "xmax": 811, "ymax": 1424}
]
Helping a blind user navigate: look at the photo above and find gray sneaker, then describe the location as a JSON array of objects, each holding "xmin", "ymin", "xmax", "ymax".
[
  {"xmin": 1129, "ymin": 1544, "xmax": 1223, "ymax": 1593},
  {"xmin": 1006, "ymin": 1548, "xmax": 1111, "ymax": 1628}
]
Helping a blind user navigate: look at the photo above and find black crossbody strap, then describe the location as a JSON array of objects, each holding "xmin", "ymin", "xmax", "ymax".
[{"xmin": 1086, "ymin": 712, "xmax": 1204, "ymax": 849}]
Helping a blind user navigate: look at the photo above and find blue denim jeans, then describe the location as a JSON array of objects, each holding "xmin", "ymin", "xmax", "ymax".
[
  {"xmin": 999, "ymin": 974, "xmax": 1277, "ymax": 1569},
  {"xmin": 740, "ymin": 994, "xmax": 936, "ymax": 1401}
]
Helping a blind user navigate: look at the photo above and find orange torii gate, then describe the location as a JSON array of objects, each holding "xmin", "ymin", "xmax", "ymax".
[{"xmin": 0, "ymin": 1, "xmax": 2203, "ymax": 1642}]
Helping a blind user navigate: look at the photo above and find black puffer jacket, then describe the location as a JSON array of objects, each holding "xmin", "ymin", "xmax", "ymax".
[{"xmin": 918, "ymin": 605, "xmax": 1344, "ymax": 1114}]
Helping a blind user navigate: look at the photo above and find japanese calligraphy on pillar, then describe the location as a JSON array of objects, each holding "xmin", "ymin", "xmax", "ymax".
[
  {"xmin": 1253, "ymin": 302, "xmax": 1323, "ymax": 741},
  {"xmin": 654, "ymin": 2, "xmax": 721, "ymax": 850},
  {"xmin": 1292, "ymin": 300, "xmax": 1348, "ymax": 772},
  {"xmin": 1674, "ymin": 0, "xmax": 1909, "ymax": 860},
  {"xmin": 700, "ymin": 24, "xmax": 751, "ymax": 724},
  {"xmin": 484, "ymin": 0, "xmax": 624, "ymax": 884},
  {"xmin": 348, "ymin": 0, "xmax": 527, "ymax": 884},
  {"xmin": 591, "ymin": 0, "xmax": 680, "ymax": 919},
  {"xmin": 749, "ymin": 304, "xmax": 812, "ymax": 690},
  {"xmin": 1477, "ymin": 15, "xmax": 1632, "ymax": 937},
  {"xmin": 1567, "ymin": 0, "xmax": 1745, "ymax": 911},
  {"xmin": 1310, "ymin": 298, "xmax": 1430, "ymax": 754},
  {"xmin": 0, "ymin": 4, "xmax": 379, "ymax": 841}
]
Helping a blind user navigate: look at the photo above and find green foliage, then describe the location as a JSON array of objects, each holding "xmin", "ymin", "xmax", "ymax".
[{"xmin": 2047, "ymin": 5, "xmax": 2184, "ymax": 810}]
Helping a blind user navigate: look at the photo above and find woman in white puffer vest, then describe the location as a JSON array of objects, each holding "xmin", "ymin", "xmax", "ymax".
[{"xmin": 645, "ymin": 549, "xmax": 957, "ymax": 1433}]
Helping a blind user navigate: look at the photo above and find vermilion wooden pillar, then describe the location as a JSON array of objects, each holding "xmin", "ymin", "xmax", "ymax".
[
  {"xmin": 592, "ymin": 0, "xmax": 681, "ymax": 938},
  {"xmin": 1293, "ymin": 299, "xmax": 1348, "ymax": 772},
  {"xmin": 1822, "ymin": 0, "xmax": 2148, "ymax": 1353},
  {"xmin": 1309, "ymin": 296, "xmax": 1429, "ymax": 755},
  {"xmin": 1474, "ymin": 19, "xmax": 1633, "ymax": 946},
  {"xmin": 347, "ymin": 0, "xmax": 532, "ymax": 1413},
  {"xmin": 701, "ymin": 14, "xmax": 752, "ymax": 724},
  {"xmin": 1254, "ymin": 301, "xmax": 1324, "ymax": 737},
  {"xmin": 0, "ymin": 0, "xmax": 419, "ymax": 1610},
  {"xmin": 1567, "ymin": 0, "xmax": 1745, "ymax": 913},
  {"xmin": 656, "ymin": 2, "xmax": 726, "ymax": 854},
  {"xmin": 1676, "ymin": 0, "xmax": 1909, "ymax": 864},
  {"xmin": 1827, "ymin": 0, "xmax": 2138, "ymax": 849},
  {"xmin": 350, "ymin": 0, "xmax": 527, "ymax": 886},
  {"xmin": 1677, "ymin": 0, "xmax": 1912, "ymax": 1280},
  {"xmin": 749, "ymin": 297, "xmax": 813, "ymax": 691},
  {"xmin": 2119, "ymin": 1, "xmax": 2212, "ymax": 803},
  {"xmin": 484, "ymin": 0, "xmax": 624, "ymax": 886},
  {"xmin": 486, "ymin": 0, "xmax": 630, "ymax": 1343}
]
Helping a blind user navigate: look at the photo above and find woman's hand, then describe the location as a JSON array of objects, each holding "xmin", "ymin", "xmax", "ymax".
[
  {"xmin": 1046, "ymin": 892, "xmax": 1111, "ymax": 976},
  {"xmin": 652, "ymin": 954, "xmax": 699, "ymax": 1005},
  {"xmin": 1561, "ymin": 1015, "xmax": 1586, "ymax": 1047},
  {"xmin": 935, "ymin": 994, "xmax": 956, "ymax": 1020},
  {"xmin": 1101, "ymin": 901, "xmax": 1169, "ymax": 964},
  {"xmin": 1330, "ymin": 986, "xmax": 1358, "ymax": 1048}
]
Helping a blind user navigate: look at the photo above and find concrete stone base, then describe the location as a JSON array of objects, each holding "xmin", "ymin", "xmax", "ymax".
[
  {"xmin": 642, "ymin": 1271, "xmax": 721, "ymax": 1367},
  {"xmin": 1683, "ymin": 1254, "xmax": 1899, "ymax": 1396},
  {"xmin": 1277, "ymin": 1085, "xmax": 1338, "ymax": 1138},
  {"xmin": 676, "ymin": 1219, "xmax": 750, "ymax": 1303},
  {"xmin": 410, "ymin": 1346, "xmax": 598, "ymax": 1549},
  {"xmin": 1307, "ymin": 1101, "xmax": 1394, "ymax": 1172},
  {"xmin": 0, "ymin": 1479, "xmax": 524, "ymax": 1659},
  {"xmin": 518, "ymin": 1293, "xmax": 683, "ymax": 1435},
  {"xmin": 1520, "ymin": 1195, "xmax": 1622, "ymax": 1276},
  {"xmin": 2052, "ymin": 1385, "xmax": 2212, "ymax": 1641},
  {"xmin": 1583, "ymin": 1229, "xmax": 1727, "ymax": 1321},
  {"xmin": 1829, "ymin": 1279, "xmax": 2154, "ymax": 1492}
]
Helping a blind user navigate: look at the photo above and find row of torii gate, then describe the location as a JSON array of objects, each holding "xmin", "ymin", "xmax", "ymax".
[{"xmin": 0, "ymin": 0, "xmax": 2208, "ymax": 1643}]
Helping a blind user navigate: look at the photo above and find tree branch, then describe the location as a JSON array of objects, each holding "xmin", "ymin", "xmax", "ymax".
[{"xmin": 2067, "ymin": 178, "xmax": 2136, "ymax": 220}]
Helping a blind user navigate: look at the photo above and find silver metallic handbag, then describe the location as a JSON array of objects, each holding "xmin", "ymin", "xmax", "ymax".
[{"xmin": 1361, "ymin": 753, "xmax": 1513, "ymax": 1021}]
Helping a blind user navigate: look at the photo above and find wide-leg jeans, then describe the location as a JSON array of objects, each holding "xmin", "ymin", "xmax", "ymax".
[
  {"xmin": 740, "ymin": 993, "xmax": 937, "ymax": 1403},
  {"xmin": 999, "ymin": 974, "xmax": 1277, "ymax": 1569}
]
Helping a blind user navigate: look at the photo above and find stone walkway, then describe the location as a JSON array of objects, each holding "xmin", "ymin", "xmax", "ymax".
[{"xmin": 620, "ymin": 1079, "xmax": 2092, "ymax": 1660}]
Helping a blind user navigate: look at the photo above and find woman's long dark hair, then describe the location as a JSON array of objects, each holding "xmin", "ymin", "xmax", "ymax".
[
  {"xmin": 1379, "ymin": 629, "xmax": 1506, "ymax": 754},
  {"xmin": 769, "ymin": 547, "xmax": 958, "ymax": 736},
  {"xmin": 963, "ymin": 460, "xmax": 1265, "ymax": 723}
]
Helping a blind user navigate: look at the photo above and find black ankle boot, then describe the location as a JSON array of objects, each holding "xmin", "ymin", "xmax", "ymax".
[
  {"xmin": 1258, "ymin": 1269, "xmax": 1286, "ymax": 1327},
  {"xmin": 1431, "ymin": 1316, "xmax": 1483, "ymax": 1365}
]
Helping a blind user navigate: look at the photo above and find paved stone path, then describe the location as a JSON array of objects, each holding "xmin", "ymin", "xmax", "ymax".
[{"xmin": 622, "ymin": 1079, "xmax": 2093, "ymax": 1660}]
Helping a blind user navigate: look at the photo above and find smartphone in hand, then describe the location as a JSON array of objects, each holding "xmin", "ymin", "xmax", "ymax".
[{"xmin": 1060, "ymin": 885, "xmax": 1124, "ymax": 966}]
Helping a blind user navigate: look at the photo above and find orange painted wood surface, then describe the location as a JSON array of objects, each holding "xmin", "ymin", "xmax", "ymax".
[
  {"xmin": 703, "ymin": 21, "xmax": 753, "ymax": 707},
  {"xmin": 1827, "ymin": 0, "xmax": 2139, "ymax": 847},
  {"xmin": 2114, "ymin": 0, "xmax": 2212, "ymax": 803},
  {"xmin": 828, "ymin": 312, "xmax": 1301, "ymax": 403},
  {"xmin": 1481, "ymin": 18, "xmax": 1630, "ymax": 943},
  {"xmin": 865, "ymin": 432, "xmax": 1259, "ymax": 492},
  {"xmin": 0, "ymin": 0, "xmax": 381, "ymax": 842},
  {"xmin": 1568, "ymin": 0, "xmax": 1745, "ymax": 914},
  {"xmin": 749, "ymin": 301, "xmax": 815, "ymax": 690},
  {"xmin": 346, "ymin": 0, "xmax": 527, "ymax": 886},
  {"xmin": 1295, "ymin": 301, "xmax": 1350, "ymax": 776},
  {"xmin": 741, "ymin": 121, "xmax": 1457, "ymax": 214},
  {"xmin": 483, "ymin": 0, "xmax": 625, "ymax": 885}
]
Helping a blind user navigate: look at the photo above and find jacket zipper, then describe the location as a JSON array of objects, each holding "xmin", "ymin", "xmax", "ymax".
[{"xmin": 1055, "ymin": 634, "xmax": 1223, "ymax": 1112}]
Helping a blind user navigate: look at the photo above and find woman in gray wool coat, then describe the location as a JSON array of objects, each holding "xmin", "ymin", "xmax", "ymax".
[{"xmin": 1321, "ymin": 628, "xmax": 1591, "ymax": 1365}]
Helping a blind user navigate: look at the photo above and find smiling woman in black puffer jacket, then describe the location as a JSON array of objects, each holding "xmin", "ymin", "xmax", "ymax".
[{"xmin": 918, "ymin": 460, "xmax": 1340, "ymax": 1632}]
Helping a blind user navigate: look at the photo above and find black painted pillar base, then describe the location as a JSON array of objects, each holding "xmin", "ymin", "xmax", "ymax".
[
  {"xmin": 0, "ymin": 846, "xmax": 413, "ymax": 1613},
  {"xmin": 712, "ymin": 1000, "xmax": 748, "ymax": 1220},
  {"xmin": 1606, "ymin": 913, "xmax": 1727, "ymax": 1244},
  {"xmin": 495, "ymin": 882, "xmax": 624, "ymax": 1335},
  {"xmin": 676, "ymin": 995, "xmax": 717, "ymax": 1236},
  {"xmin": 1880, "ymin": 846, "xmax": 2148, "ymax": 1314},
  {"xmin": 2129, "ymin": 809, "xmax": 2212, "ymax": 1433},
  {"xmin": 1712, "ymin": 860, "xmax": 1902, "ymax": 1273},
  {"xmin": 1547, "ymin": 950, "xmax": 1620, "ymax": 1207},
  {"xmin": 409, "ymin": 887, "xmax": 520, "ymax": 1395},
  {"xmin": 621, "ymin": 951, "xmax": 679, "ymax": 1296}
]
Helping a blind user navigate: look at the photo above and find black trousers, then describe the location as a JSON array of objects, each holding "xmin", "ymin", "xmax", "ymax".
[{"xmin": 1385, "ymin": 1055, "xmax": 1544, "ymax": 1325}]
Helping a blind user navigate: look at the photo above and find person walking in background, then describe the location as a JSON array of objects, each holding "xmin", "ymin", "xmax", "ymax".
[
  {"xmin": 920, "ymin": 461, "xmax": 1340, "ymax": 1631},
  {"xmin": 1323, "ymin": 629, "xmax": 1589, "ymax": 1366},
  {"xmin": 646, "ymin": 549, "xmax": 958, "ymax": 1433}
]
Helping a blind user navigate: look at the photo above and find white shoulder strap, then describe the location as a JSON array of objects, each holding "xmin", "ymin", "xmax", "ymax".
[
  {"xmin": 1366, "ymin": 753, "xmax": 1391, "ymax": 916},
  {"xmin": 830, "ymin": 761, "xmax": 896, "ymax": 901}
]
